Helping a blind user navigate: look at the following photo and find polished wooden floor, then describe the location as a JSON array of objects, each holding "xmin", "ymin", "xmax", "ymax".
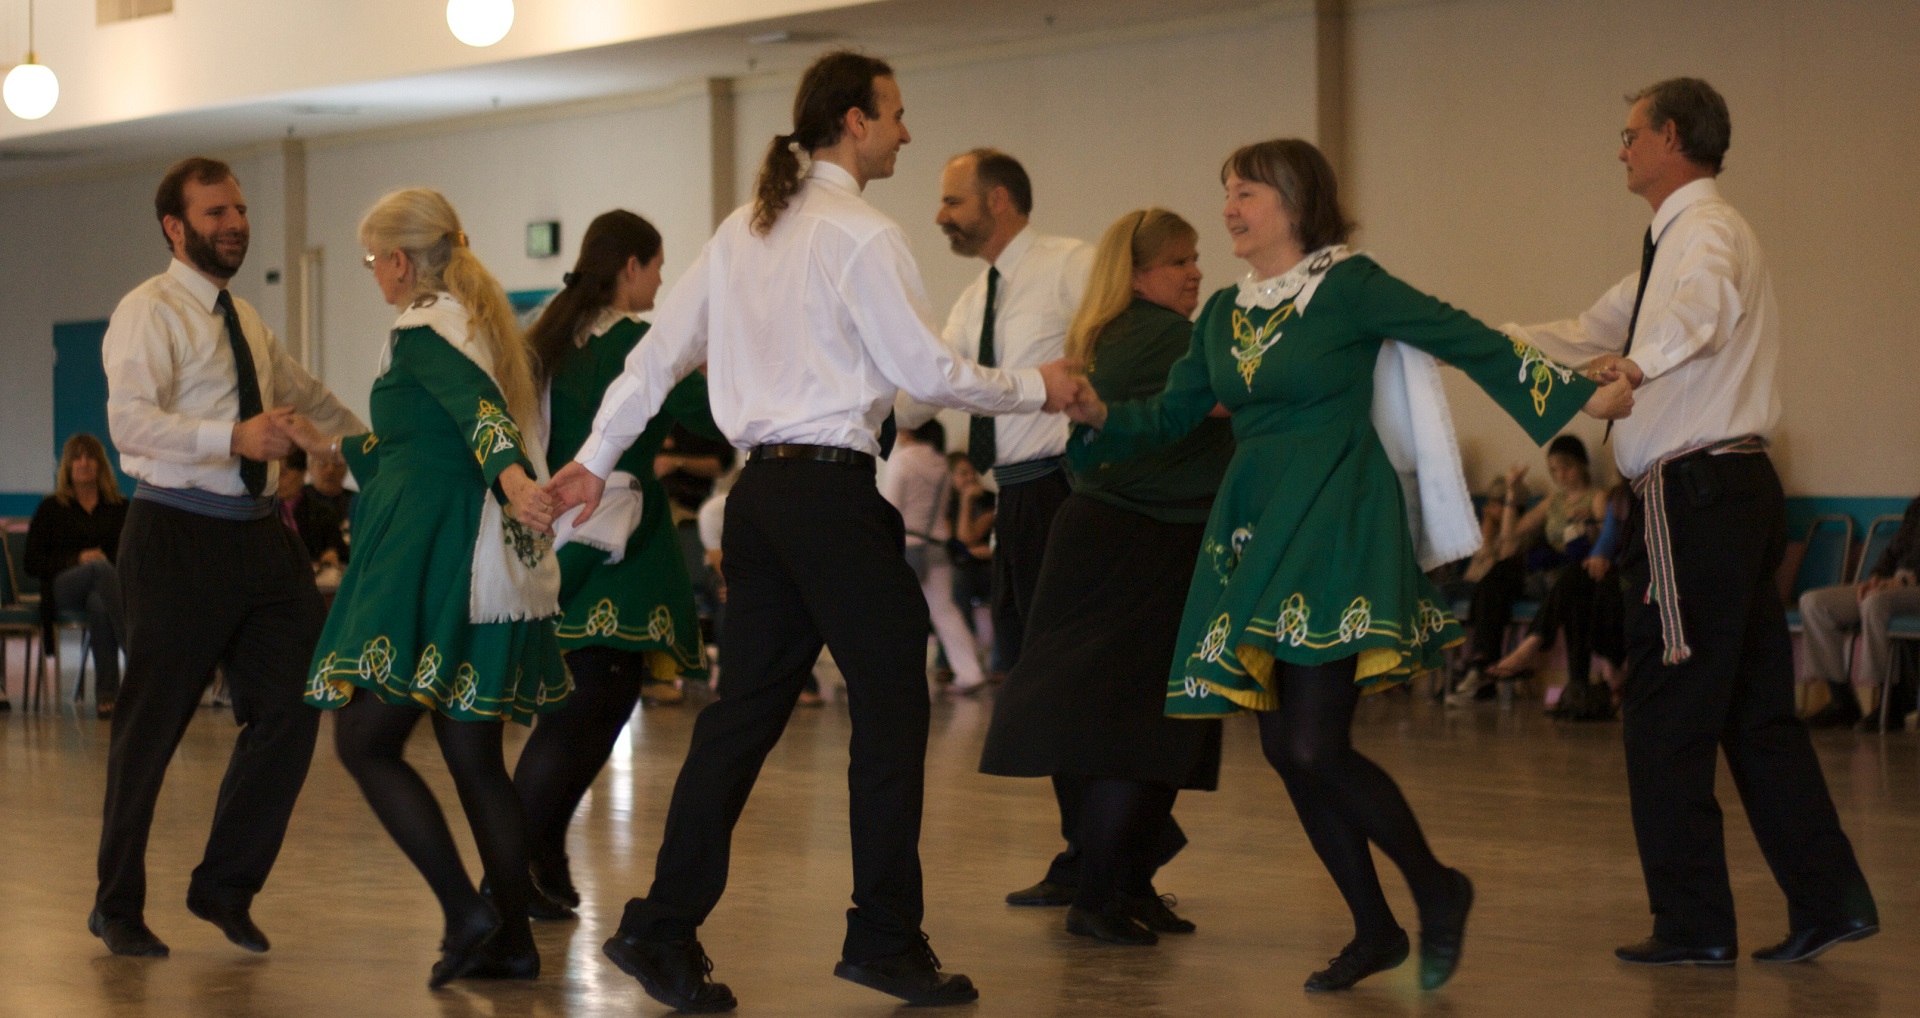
[{"xmin": 1, "ymin": 662, "xmax": 1912, "ymax": 1018}]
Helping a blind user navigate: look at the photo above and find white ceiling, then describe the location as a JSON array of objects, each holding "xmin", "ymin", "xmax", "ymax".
[{"xmin": 0, "ymin": 0, "xmax": 1298, "ymax": 185}]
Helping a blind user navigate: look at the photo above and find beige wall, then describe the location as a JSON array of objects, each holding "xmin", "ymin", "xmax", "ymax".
[{"xmin": 1350, "ymin": 0, "xmax": 1920, "ymax": 496}]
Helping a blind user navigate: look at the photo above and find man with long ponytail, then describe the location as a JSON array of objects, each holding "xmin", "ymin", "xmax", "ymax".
[{"xmin": 547, "ymin": 49, "xmax": 1085, "ymax": 1011}]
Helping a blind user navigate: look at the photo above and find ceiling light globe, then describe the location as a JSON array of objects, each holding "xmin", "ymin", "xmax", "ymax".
[
  {"xmin": 4, "ymin": 60, "xmax": 58, "ymax": 121},
  {"xmin": 446, "ymin": 0, "xmax": 514, "ymax": 48}
]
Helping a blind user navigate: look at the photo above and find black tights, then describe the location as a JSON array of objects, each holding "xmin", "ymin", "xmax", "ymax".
[
  {"xmin": 334, "ymin": 693, "xmax": 533, "ymax": 951},
  {"xmin": 1072, "ymin": 776, "xmax": 1179, "ymax": 911},
  {"xmin": 513, "ymin": 646, "xmax": 645, "ymax": 878},
  {"xmin": 1256, "ymin": 657, "xmax": 1448, "ymax": 943}
]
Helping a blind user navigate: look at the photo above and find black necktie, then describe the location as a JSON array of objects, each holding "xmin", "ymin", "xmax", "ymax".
[
  {"xmin": 217, "ymin": 289, "xmax": 268, "ymax": 495},
  {"xmin": 1606, "ymin": 227, "xmax": 1657, "ymax": 443},
  {"xmin": 967, "ymin": 267, "xmax": 1000, "ymax": 474}
]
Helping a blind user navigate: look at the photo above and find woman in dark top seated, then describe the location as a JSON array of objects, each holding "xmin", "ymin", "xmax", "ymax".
[
  {"xmin": 24, "ymin": 433, "xmax": 129, "ymax": 718},
  {"xmin": 980, "ymin": 208, "xmax": 1233, "ymax": 946}
]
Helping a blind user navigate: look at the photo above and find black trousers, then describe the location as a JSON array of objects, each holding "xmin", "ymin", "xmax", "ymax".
[
  {"xmin": 989, "ymin": 469, "xmax": 1070, "ymax": 673},
  {"xmin": 1620, "ymin": 452, "xmax": 1874, "ymax": 946},
  {"xmin": 619, "ymin": 459, "xmax": 933, "ymax": 963},
  {"xmin": 96, "ymin": 500, "xmax": 325, "ymax": 919},
  {"xmin": 1043, "ymin": 774, "xmax": 1187, "ymax": 890}
]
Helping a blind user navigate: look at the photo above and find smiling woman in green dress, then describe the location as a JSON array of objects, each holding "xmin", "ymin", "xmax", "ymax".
[
  {"xmin": 511, "ymin": 209, "xmax": 720, "ymax": 913},
  {"xmin": 290, "ymin": 188, "xmax": 568, "ymax": 988},
  {"xmin": 1065, "ymin": 140, "xmax": 1634, "ymax": 993}
]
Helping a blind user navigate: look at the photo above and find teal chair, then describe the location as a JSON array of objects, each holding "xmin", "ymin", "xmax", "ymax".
[
  {"xmin": 1, "ymin": 522, "xmax": 92, "ymax": 710},
  {"xmin": 0, "ymin": 529, "xmax": 45, "ymax": 707},
  {"xmin": 1785, "ymin": 515, "xmax": 1853, "ymax": 633},
  {"xmin": 1858, "ymin": 514, "xmax": 1914, "ymax": 732}
]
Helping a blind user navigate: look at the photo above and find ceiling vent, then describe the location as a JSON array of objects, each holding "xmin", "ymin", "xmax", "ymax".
[{"xmin": 97, "ymin": 0, "xmax": 172, "ymax": 25}]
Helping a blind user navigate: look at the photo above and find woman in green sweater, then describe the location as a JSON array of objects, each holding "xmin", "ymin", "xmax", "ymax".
[
  {"xmin": 1065, "ymin": 140, "xmax": 1633, "ymax": 992},
  {"xmin": 980, "ymin": 208, "xmax": 1233, "ymax": 946},
  {"xmin": 512, "ymin": 210, "xmax": 720, "ymax": 912}
]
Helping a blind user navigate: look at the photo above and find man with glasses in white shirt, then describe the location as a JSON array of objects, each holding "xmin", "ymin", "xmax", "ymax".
[
  {"xmin": 547, "ymin": 52, "xmax": 1083, "ymax": 1012},
  {"xmin": 1506, "ymin": 77, "xmax": 1876, "ymax": 970}
]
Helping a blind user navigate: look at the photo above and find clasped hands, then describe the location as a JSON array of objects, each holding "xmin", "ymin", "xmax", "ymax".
[{"xmin": 1580, "ymin": 354, "xmax": 1643, "ymax": 421}]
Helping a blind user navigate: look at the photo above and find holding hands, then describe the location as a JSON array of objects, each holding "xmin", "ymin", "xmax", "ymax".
[
  {"xmin": 545, "ymin": 462, "xmax": 607, "ymax": 528},
  {"xmin": 1584, "ymin": 354, "xmax": 1645, "ymax": 388},
  {"xmin": 231, "ymin": 406, "xmax": 299, "ymax": 462},
  {"xmin": 1581, "ymin": 375, "xmax": 1635, "ymax": 420},
  {"xmin": 500, "ymin": 465, "xmax": 557, "ymax": 533},
  {"xmin": 1035, "ymin": 357, "xmax": 1089, "ymax": 413}
]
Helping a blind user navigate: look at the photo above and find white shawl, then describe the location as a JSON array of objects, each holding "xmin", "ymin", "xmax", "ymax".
[
  {"xmin": 1236, "ymin": 248, "xmax": 1480, "ymax": 571},
  {"xmin": 546, "ymin": 308, "xmax": 648, "ymax": 561},
  {"xmin": 387, "ymin": 294, "xmax": 562, "ymax": 623}
]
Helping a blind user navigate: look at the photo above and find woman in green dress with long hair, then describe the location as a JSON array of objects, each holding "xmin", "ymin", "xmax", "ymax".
[
  {"xmin": 512, "ymin": 209, "xmax": 719, "ymax": 911},
  {"xmin": 291, "ymin": 188, "xmax": 568, "ymax": 987},
  {"xmin": 1065, "ymin": 140, "xmax": 1634, "ymax": 992}
]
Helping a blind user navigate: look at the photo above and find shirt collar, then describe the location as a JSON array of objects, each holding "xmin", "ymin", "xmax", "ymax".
[
  {"xmin": 991, "ymin": 226, "xmax": 1035, "ymax": 276},
  {"xmin": 166, "ymin": 257, "xmax": 227, "ymax": 314},
  {"xmin": 1650, "ymin": 177, "xmax": 1719, "ymax": 244},
  {"xmin": 807, "ymin": 160, "xmax": 862, "ymax": 195}
]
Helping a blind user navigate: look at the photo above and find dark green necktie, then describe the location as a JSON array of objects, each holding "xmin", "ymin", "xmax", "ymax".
[
  {"xmin": 217, "ymin": 289, "xmax": 267, "ymax": 495},
  {"xmin": 967, "ymin": 267, "xmax": 1000, "ymax": 473},
  {"xmin": 1605, "ymin": 227, "xmax": 1656, "ymax": 444}
]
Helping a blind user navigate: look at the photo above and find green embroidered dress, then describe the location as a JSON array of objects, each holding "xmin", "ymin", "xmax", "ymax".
[
  {"xmin": 1071, "ymin": 254, "xmax": 1595, "ymax": 717},
  {"xmin": 307, "ymin": 308, "xmax": 569, "ymax": 724},
  {"xmin": 547, "ymin": 313, "xmax": 719, "ymax": 679}
]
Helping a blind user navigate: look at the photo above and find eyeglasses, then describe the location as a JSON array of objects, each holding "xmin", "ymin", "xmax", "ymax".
[{"xmin": 1619, "ymin": 128, "xmax": 1640, "ymax": 148}]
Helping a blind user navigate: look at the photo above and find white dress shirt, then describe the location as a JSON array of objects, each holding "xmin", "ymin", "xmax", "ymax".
[
  {"xmin": 930, "ymin": 227, "xmax": 1093, "ymax": 467},
  {"xmin": 1505, "ymin": 178, "xmax": 1780, "ymax": 478},
  {"xmin": 576, "ymin": 161, "xmax": 1047, "ymax": 476},
  {"xmin": 104, "ymin": 258, "xmax": 365, "ymax": 495}
]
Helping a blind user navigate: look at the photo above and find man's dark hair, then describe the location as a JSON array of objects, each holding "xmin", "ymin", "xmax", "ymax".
[
  {"xmin": 751, "ymin": 51, "xmax": 895, "ymax": 235},
  {"xmin": 965, "ymin": 148, "xmax": 1032, "ymax": 217},
  {"xmin": 1628, "ymin": 77, "xmax": 1731, "ymax": 174},
  {"xmin": 154, "ymin": 156, "xmax": 236, "ymax": 247}
]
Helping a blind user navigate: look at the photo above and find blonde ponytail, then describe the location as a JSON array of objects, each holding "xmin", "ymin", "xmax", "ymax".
[
  {"xmin": 1065, "ymin": 208, "xmax": 1199, "ymax": 364},
  {"xmin": 359, "ymin": 188, "xmax": 539, "ymax": 436}
]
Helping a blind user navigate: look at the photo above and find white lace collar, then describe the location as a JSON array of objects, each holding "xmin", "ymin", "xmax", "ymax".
[
  {"xmin": 577, "ymin": 306, "xmax": 644, "ymax": 348},
  {"xmin": 1234, "ymin": 245, "xmax": 1354, "ymax": 313}
]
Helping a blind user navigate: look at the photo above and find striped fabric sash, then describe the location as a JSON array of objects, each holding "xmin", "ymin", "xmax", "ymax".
[
  {"xmin": 134, "ymin": 480, "xmax": 277, "ymax": 521},
  {"xmin": 1629, "ymin": 434, "xmax": 1768, "ymax": 664},
  {"xmin": 992, "ymin": 456, "xmax": 1065, "ymax": 488}
]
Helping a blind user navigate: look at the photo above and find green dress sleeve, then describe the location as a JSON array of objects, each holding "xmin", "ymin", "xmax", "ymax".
[
  {"xmin": 1067, "ymin": 293, "xmax": 1224, "ymax": 469},
  {"xmin": 1347, "ymin": 258, "xmax": 1595, "ymax": 445},
  {"xmin": 340, "ymin": 432, "xmax": 381, "ymax": 487},
  {"xmin": 396, "ymin": 326, "xmax": 535, "ymax": 487},
  {"xmin": 660, "ymin": 372, "xmax": 723, "ymax": 442}
]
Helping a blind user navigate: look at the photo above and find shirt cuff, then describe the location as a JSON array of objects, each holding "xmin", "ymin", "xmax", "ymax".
[
  {"xmin": 576, "ymin": 435, "xmax": 623, "ymax": 479},
  {"xmin": 1628, "ymin": 346, "xmax": 1672, "ymax": 381},
  {"xmin": 198, "ymin": 419, "xmax": 237, "ymax": 461},
  {"xmin": 1010, "ymin": 368, "xmax": 1048, "ymax": 414}
]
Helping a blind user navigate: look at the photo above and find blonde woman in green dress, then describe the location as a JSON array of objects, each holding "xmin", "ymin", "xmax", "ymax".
[
  {"xmin": 1064, "ymin": 140, "xmax": 1634, "ymax": 992},
  {"xmin": 512, "ymin": 209, "xmax": 720, "ymax": 913},
  {"xmin": 290, "ymin": 188, "xmax": 568, "ymax": 988}
]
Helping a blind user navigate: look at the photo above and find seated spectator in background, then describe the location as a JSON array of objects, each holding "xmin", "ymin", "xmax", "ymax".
[
  {"xmin": 23, "ymin": 433, "xmax": 129, "ymax": 718},
  {"xmin": 1801, "ymin": 494, "xmax": 1920, "ymax": 729},
  {"xmin": 303, "ymin": 450, "xmax": 355, "ymax": 556},
  {"xmin": 1445, "ymin": 474, "xmax": 1533, "ymax": 704},
  {"xmin": 274, "ymin": 449, "xmax": 347, "ymax": 568}
]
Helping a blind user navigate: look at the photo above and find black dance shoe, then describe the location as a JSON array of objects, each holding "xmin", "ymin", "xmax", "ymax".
[
  {"xmin": 429, "ymin": 906, "xmax": 501, "ymax": 989},
  {"xmin": 1613, "ymin": 937, "xmax": 1736, "ymax": 966},
  {"xmin": 1751, "ymin": 918, "xmax": 1879, "ymax": 963},
  {"xmin": 602, "ymin": 934, "xmax": 737, "ymax": 1013},
  {"xmin": 1120, "ymin": 892, "xmax": 1196, "ymax": 934},
  {"xmin": 1005, "ymin": 879, "xmax": 1076, "ymax": 906},
  {"xmin": 1066, "ymin": 904, "xmax": 1158, "ymax": 946},
  {"xmin": 833, "ymin": 934, "xmax": 979, "ymax": 1006},
  {"xmin": 480, "ymin": 876, "xmax": 576, "ymax": 922},
  {"xmin": 530, "ymin": 856, "xmax": 581, "ymax": 909},
  {"xmin": 1304, "ymin": 930, "xmax": 1410, "ymax": 992},
  {"xmin": 465, "ymin": 941, "xmax": 542, "ymax": 980},
  {"xmin": 186, "ymin": 895, "xmax": 270, "ymax": 953},
  {"xmin": 1417, "ymin": 868, "xmax": 1474, "ymax": 990},
  {"xmin": 89, "ymin": 909, "xmax": 169, "ymax": 958}
]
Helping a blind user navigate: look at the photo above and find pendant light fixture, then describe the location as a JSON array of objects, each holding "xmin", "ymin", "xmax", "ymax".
[
  {"xmin": 446, "ymin": 0, "xmax": 514, "ymax": 48},
  {"xmin": 4, "ymin": 0, "xmax": 58, "ymax": 121}
]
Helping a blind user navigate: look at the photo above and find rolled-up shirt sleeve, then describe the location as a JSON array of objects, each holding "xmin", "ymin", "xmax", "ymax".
[
  {"xmin": 1622, "ymin": 221, "xmax": 1744, "ymax": 382},
  {"xmin": 842, "ymin": 227, "xmax": 1045, "ymax": 416},
  {"xmin": 576, "ymin": 245, "xmax": 713, "ymax": 479},
  {"xmin": 104, "ymin": 293, "xmax": 235, "ymax": 465}
]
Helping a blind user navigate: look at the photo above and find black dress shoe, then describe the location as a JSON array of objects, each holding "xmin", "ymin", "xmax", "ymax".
[
  {"xmin": 187, "ymin": 897, "xmax": 270, "ymax": 953},
  {"xmin": 1751, "ymin": 918, "xmax": 1879, "ymax": 963},
  {"xmin": 530, "ymin": 857, "xmax": 581, "ymax": 909},
  {"xmin": 1305, "ymin": 930, "xmax": 1410, "ymax": 992},
  {"xmin": 466, "ymin": 942, "xmax": 542, "ymax": 980},
  {"xmin": 1065, "ymin": 904, "xmax": 1158, "ymax": 946},
  {"xmin": 1418, "ymin": 868, "xmax": 1473, "ymax": 990},
  {"xmin": 1613, "ymin": 937, "xmax": 1737, "ymax": 966},
  {"xmin": 1005, "ymin": 879, "xmax": 1076, "ymax": 906},
  {"xmin": 480, "ymin": 876, "xmax": 576, "ymax": 921},
  {"xmin": 833, "ymin": 935, "xmax": 978, "ymax": 1006},
  {"xmin": 1120, "ymin": 893, "xmax": 1195, "ymax": 934},
  {"xmin": 602, "ymin": 934, "xmax": 737, "ymax": 1013},
  {"xmin": 429, "ymin": 907, "xmax": 501, "ymax": 989},
  {"xmin": 89, "ymin": 909, "xmax": 169, "ymax": 958}
]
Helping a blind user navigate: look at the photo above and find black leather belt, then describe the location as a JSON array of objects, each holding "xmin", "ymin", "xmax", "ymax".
[{"xmin": 748, "ymin": 443, "xmax": 876, "ymax": 470}]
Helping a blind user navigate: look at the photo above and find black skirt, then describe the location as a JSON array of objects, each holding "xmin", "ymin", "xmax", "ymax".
[{"xmin": 979, "ymin": 494, "xmax": 1223, "ymax": 790}]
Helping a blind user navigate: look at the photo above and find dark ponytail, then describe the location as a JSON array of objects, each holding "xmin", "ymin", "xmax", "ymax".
[
  {"xmin": 528, "ymin": 209, "xmax": 662, "ymax": 383},
  {"xmin": 751, "ymin": 50, "xmax": 894, "ymax": 235}
]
